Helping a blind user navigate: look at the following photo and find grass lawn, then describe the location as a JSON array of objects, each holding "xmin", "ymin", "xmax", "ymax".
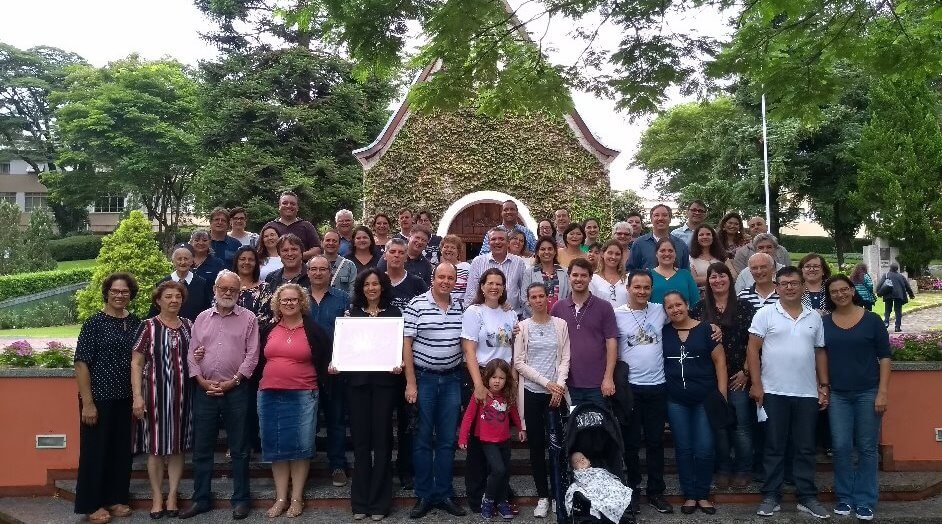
[
  {"xmin": 56, "ymin": 259, "xmax": 96, "ymax": 271},
  {"xmin": 0, "ymin": 324, "xmax": 82, "ymax": 339},
  {"xmin": 901, "ymin": 291, "xmax": 942, "ymax": 314}
]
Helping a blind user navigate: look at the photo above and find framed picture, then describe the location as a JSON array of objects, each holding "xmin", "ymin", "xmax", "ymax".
[{"xmin": 332, "ymin": 317, "xmax": 404, "ymax": 372}]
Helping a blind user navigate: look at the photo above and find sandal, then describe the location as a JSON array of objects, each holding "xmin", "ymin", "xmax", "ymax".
[
  {"xmin": 88, "ymin": 509, "xmax": 112, "ymax": 524},
  {"xmin": 108, "ymin": 504, "xmax": 132, "ymax": 518},
  {"xmin": 267, "ymin": 499, "xmax": 288, "ymax": 518},
  {"xmin": 286, "ymin": 498, "xmax": 304, "ymax": 518}
]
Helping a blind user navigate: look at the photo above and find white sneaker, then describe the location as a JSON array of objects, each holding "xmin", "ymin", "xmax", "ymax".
[{"xmin": 534, "ymin": 498, "xmax": 550, "ymax": 518}]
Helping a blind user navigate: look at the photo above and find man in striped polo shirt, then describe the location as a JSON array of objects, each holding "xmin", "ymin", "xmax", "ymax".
[{"xmin": 402, "ymin": 262, "xmax": 467, "ymax": 519}]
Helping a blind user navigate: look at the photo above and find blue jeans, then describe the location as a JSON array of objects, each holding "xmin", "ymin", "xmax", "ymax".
[
  {"xmin": 716, "ymin": 389, "xmax": 754, "ymax": 475},
  {"xmin": 322, "ymin": 382, "xmax": 348, "ymax": 470},
  {"xmin": 413, "ymin": 368, "xmax": 461, "ymax": 502},
  {"xmin": 192, "ymin": 383, "xmax": 250, "ymax": 506},
  {"xmin": 569, "ymin": 387, "xmax": 605, "ymax": 409},
  {"xmin": 667, "ymin": 401, "xmax": 714, "ymax": 500},
  {"xmin": 829, "ymin": 388, "xmax": 881, "ymax": 509}
]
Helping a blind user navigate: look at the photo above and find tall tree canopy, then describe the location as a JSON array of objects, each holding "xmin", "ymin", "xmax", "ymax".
[{"xmin": 194, "ymin": 0, "xmax": 396, "ymax": 228}]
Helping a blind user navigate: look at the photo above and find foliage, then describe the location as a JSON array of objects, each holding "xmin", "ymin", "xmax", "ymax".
[
  {"xmin": 632, "ymin": 95, "xmax": 805, "ymax": 234},
  {"xmin": 0, "ymin": 299, "xmax": 77, "ymax": 329},
  {"xmin": 49, "ymin": 234, "xmax": 102, "ymax": 261},
  {"xmin": 889, "ymin": 331, "xmax": 942, "ymax": 362},
  {"xmin": 75, "ymin": 211, "xmax": 170, "ymax": 320},
  {"xmin": 0, "ymin": 201, "xmax": 23, "ymax": 275},
  {"xmin": 917, "ymin": 277, "xmax": 942, "ymax": 292},
  {"xmin": 0, "ymin": 340, "xmax": 75, "ymax": 368},
  {"xmin": 0, "ymin": 201, "xmax": 58, "ymax": 275},
  {"xmin": 0, "ymin": 268, "xmax": 92, "ymax": 302},
  {"xmin": 21, "ymin": 210, "xmax": 56, "ymax": 272},
  {"xmin": 611, "ymin": 189, "xmax": 645, "ymax": 223},
  {"xmin": 852, "ymin": 78, "xmax": 942, "ymax": 276},
  {"xmin": 51, "ymin": 56, "xmax": 201, "ymax": 250},
  {"xmin": 779, "ymin": 235, "xmax": 869, "ymax": 256},
  {"xmin": 364, "ymin": 107, "xmax": 611, "ymax": 230}
]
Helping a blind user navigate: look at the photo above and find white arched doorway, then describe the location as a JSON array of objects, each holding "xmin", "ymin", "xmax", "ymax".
[{"xmin": 437, "ymin": 191, "xmax": 538, "ymax": 238}]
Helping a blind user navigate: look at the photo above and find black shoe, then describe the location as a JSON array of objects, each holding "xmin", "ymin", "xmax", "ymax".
[
  {"xmin": 400, "ymin": 476, "xmax": 414, "ymax": 490},
  {"xmin": 681, "ymin": 503, "xmax": 697, "ymax": 515},
  {"xmin": 434, "ymin": 498, "xmax": 467, "ymax": 516},
  {"xmin": 698, "ymin": 501, "xmax": 717, "ymax": 515},
  {"xmin": 165, "ymin": 510, "xmax": 178, "ymax": 518},
  {"xmin": 149, "ymin": 510, "xmax": 165, "ymax": 520},
  {"xmin": 178, "ymin": 504, "xmax": 211, "ymax": 520},
  {"xmin": 409, "ymin": 499, "xmax": 433, "ymax": 519},
  {"xmin": 232, "ymin": 503, "xmax": 250, "ymax": 520},
  {"xmin": 628, "ymin": 497, "xmax": 639, "ymax": 515},
  {"xmin": 648, "ymin": 495, "xmax": 674, "ymax": 514}
]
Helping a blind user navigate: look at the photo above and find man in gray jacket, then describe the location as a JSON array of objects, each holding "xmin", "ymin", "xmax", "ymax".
[{"xmin": 877, "ymin": 263, "xmax": 916, "ymax": 332}]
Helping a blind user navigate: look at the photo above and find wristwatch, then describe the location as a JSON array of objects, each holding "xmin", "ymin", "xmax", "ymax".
[{"xmin": 233, "ymin": 374, "xmax": 241, "ymax": 386}]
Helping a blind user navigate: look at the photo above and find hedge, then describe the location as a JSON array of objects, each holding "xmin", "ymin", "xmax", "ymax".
[
  {"xmin": 779, "ymin": 235, "xmax": 871, "ymax": 255},
  {"xmin": 49, "ymin": 235, "xmax": 103, "ymax": 261},
  {"xmin": 0, "ymin": 268, "xmax": 93, "ymax": 302}
]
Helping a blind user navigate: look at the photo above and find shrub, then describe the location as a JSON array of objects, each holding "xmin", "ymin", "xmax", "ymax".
[
  {"xmin": 0, "ymin": 340, "xmax": 75, "ymax": 369},
  {"xmin": 76, "ymin": 211, "xmax": 170, "ymax": 320},
  {"xmin": 917, "ymin": 277, "xmax": 942, "ymax": 291},
  {"xmin": 49, "ymin": 235, "xmax": 103, "ymax": 261},
  {"xmin": 21, "ymin": 211, "xmax": 56, "ymax": 272},
  {"xmin": 0, "ymin": 268, "xmax": 93, "ymax": 302},
  {"xmin": 0, "ymin": 300, "xmax": 78, "ymax": 329},
  {"xmin": 889, "ymin": 332, "xmax": 942, "ymax": 361}
]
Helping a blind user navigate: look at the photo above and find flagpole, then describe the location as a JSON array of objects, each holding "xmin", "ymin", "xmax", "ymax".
[{"xmin": 761, "ymin": 93, "xmax": 772, "ymax": 228}]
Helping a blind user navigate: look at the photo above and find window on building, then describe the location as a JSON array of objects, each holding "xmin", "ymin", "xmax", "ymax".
[
  {"xmin": 24, "ymin": 192, "xmax": 48, "ymax": 212},
  {"xmin": 0, "ymin": 163, "xmax": 10, "ymax": 174},
  {"xmin": 94, "ymin": 195, "xmax": 125, "ymax": 213},
  {"xmin": 0, "ymin": 192, "xmax": 16, "ymax": 205}
]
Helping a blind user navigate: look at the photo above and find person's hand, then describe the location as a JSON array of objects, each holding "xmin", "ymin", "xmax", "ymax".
[
  {"xmin": 749, "ymin": 382, "xmax": 764, "ymax": 407},
  {"xmin": 512, "ymin": 323, "xmax": 521, "ymax": 336},
  {"xmin": 546, "ymin": 383, "xmax": 565, "ymax": 397},
  {"xmin": 501, "ymin": 302, "xmax": 514, "ymax": 312},
  {"xmin": 601, "ymin": 377, "xmax": 615, "ymax": 397},
  {"xmin": 875, "ymin": 390, "xmax": 888, "ymax": 414},
  {"xmin": 391, "ymin": 365, "xmax": 403, "ymax": 375},
  {"xmin": 193, "ymin": 346, "xmax": 205, "ymax": 362},
  {"xmin": 549, "ymin": 391, "xmax": 562, "ymax": 408},
  {"xmin": 327, "ymin": 362, "xmax": 339, "ymax": 375},
  {"xmin": 459, "ymin": 442, "xmax": 467, "ymax": 450},
  {"xmin": 200, "ymin": 378, "xmax": 223, "ymax": 396},
  {"xmin": 719, "ymin": 387, "xmax": 728, "ymax": 402},
  {"xmin": 729, "ymin": 371, "xmax": 747, "ymax": 391},
  {"xmin": 132, "ymin": 397, "xmax": 146, "ymax": 420},
  {"xmin": 474, "ymin": 383, "xmax": 488, "ymax": 402},
  {"xmin": 710, "ymin": 324, "xmax": 723, "ymax": 342},
  {"xmin": 818, "ymin": 386, "xmax": 829, "ymax": 410},
  {"xmin": 518, "ymin": 430, "xmax": 527, "ymax": 442},
  {"xmin": 81, "ymin": 400, "xmax": 98, "ymax": 426},
  {"xmin": 405, "ymin": 383, "xmax": 417, "ymax": 404}
]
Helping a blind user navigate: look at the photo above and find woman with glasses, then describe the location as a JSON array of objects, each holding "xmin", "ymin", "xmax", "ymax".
[
  {"xmin": 589, "ymin": 240, "xmax": 628, "ymax": 308},
  {"xmin": 520, "ymin": 236, "xmax": 570, "ymax": 318},
  {"xmin": 798, "ymin": 253, "xmax": 832, "ymax": 314},
  {"xmin": 74, "ymin": 273, "xmax": 141, "ymax": 524},
  {"xmin": 227, "ymin": 207, "xmax": 258, "ymax": 247},
  {"xmin": 256, "ymin": 284, "xmax": 330, "ymax": 518},
  {"xmin": 822, "ymin": 275, "xmax": 891, "ymax": 521},
  {"xmin": 131, "ymin": 280, "xmax": 194, "ymax": 519}
]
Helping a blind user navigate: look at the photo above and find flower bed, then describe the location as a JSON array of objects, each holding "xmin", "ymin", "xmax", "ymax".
[
  {"xmin": 890, "ymin": 332, "xmax": 942, "ymax": 362},
  {"xmin": 917, "ymin": 276, "xmax": 942, "ymax": 291},
  {"xmin": 0, "ymin": 340, "xmax": 74, "ymax": 368}
]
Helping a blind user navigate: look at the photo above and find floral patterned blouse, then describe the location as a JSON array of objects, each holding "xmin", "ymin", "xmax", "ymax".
[{"xmin": 690, "ymin": 297, "xmax": 755, "ymax": 376}]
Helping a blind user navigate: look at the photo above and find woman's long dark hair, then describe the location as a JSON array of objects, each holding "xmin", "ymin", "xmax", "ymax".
[
  {"xmin": 718, "ymin": 212, "xmax": 747, "ymax": 252},
  {"xmin": 534, "ymin": 236, "xmax": 559, "ymax": 266},
  {"xmin": 689, "ymin": 224, "xmax": 728, "ymax": 262},
  {"xmin": 232, "ymin": 245, "xmax": 260, "ymax": 282},
  {"xmin": 351, "ymin": 268, "xmax": 394, "ymax": 310},
  {"xmin": 473, "ymin": 268, "xmax": 508, "ymax": 306},
  {"xmin": 702, "ymin": 262, "xmax": 739, "ymax": 326},
  {"xmin": 850, "ymin": 263, "xmax": 868, "ymax": 284},
  {"xmin": 352, "ymin": 225, "xmax": 377, "ymax": 255},
  {"xmin": 824, "ymin": 274, "xmax": 865, "ymax": 311}
]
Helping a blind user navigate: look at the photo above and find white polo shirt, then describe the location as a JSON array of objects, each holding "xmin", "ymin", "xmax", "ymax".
[{"xmin": 748, "ymin": 300, "xmax": 825, "ymax": 398}]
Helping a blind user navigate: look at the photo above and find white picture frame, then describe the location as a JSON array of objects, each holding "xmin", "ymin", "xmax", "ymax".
[{"xmin": 332, "ymin": 317, "xmax": 404, "ymax": 372}]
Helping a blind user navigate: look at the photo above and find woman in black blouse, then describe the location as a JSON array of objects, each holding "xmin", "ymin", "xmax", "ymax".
[
  {"xmin": 690, "ymin": 262, "xmax": 756, "ymax": 489},
  {"xmin": 331, "ymin": 268, "xmax": 403, "ymax": 520},
  {"xmin": 351, "ymin": 225, "xmax": 382, "ymax": 273},
  {"xmin": 74, "ymin": 273, "xmax": 142, "ymax": 523}
]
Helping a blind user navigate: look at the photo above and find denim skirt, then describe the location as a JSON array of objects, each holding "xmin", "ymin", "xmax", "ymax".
[{"xmin": 257, "ymin": 389, "xmax": 318, "ymax": 462}]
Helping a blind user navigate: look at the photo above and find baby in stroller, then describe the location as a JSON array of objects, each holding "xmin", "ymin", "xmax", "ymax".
[{"xmin": 564, "ymin": 403, "xmax": 634, "ymax": 524}]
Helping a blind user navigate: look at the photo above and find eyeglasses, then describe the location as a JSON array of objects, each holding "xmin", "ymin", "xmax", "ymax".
[
  {"xmin": 830, "ymin": 287, "xmax": 854, "ymax": 295},
  {"xmin": 216, "ymin": 286, "xmax": 240, "ymax": 295},
  {"xmin": 279, "ymin": 298, "xmax": 300, "ymax": 305},
  {"xmin": 689, "ymin": 208, "xmax": 707, "ymax": 214},
  {"xmin": 803, "ymin": 264, "xmax": 822, "ymax": 270},
  {"xmin": 108, "ymin": 289, "xmax": 131, "ymax": 296},
  {"xmin": 777, "ymin": 281, "xmax": 802, "ymax": 289}
]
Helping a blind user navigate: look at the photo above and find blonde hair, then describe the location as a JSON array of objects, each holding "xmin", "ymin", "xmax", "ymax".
[
  {"xmin": 596, "ymin": 240, "xmax": 626, "ymax": 278},
  {"xmin": 269, "ymin": 283, "xmax": 311, "ymax": 320}
]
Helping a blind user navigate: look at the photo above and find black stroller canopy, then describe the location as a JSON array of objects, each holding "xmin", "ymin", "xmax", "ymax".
[{"xmin": 564, "ymin": 402, "xmax": 626, "ymax": 481}]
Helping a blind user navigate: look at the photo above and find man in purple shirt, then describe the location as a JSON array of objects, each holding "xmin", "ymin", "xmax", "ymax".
[
  {"xmin": 550, "ymin": 258, "xmax": 618, "ymax": 408},
  {"xmin": 180, "ymin": 270, "xmax": 260, "ymax": 520}
]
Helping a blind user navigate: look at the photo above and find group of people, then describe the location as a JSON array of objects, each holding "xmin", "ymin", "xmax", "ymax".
[{"xmin": 74, "ymin": 193, "xmax": 893, "ymax": 523}]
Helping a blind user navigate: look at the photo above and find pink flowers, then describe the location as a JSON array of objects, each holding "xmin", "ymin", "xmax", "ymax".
[
  {"xmin": 8, "ymin": 340, "xmax": 33, "ymax": 357},
  {"xmin": 891, "ymin": 332, "xmax": 942, "ymax": 361}
]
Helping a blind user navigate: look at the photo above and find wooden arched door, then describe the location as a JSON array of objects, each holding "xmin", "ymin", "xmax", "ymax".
[{"xmin": 447, "ymin": 202, "xmax": 502, "ymax": 260}]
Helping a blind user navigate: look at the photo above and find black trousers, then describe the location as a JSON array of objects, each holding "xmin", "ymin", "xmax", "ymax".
[
  {"xmin": 482, "ymin": 441, "xmax": 512, "ymax": 502},
  {"xmin": 74, "ymin": 397, "xmax": 133, "ymax": 514},
  {"xmin": 623, "ymin": 384, "xmax": 667, "ymax": 496},
  {"xmin": 348, "ymin": 381, "xmax": 397, "ymax": 515},
  {"xmin": 884, "ymin": 298, "xmax": 904, "ymax": 330},
  {"xmin": 523, "ymin": 389, "xmax": 561, "ymax": 498},
  {"xmin": 762, "ymin": 394, "xmax": 819, "ymax": 500},
  {"xmin": 394, "ymin": 379, "xmax": 413, "ymax": 482}
]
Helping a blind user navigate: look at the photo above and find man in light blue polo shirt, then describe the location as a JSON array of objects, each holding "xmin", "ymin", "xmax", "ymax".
[{"xmin": 747, "ymin": 266, "xmax": 830, "ymax": 520}]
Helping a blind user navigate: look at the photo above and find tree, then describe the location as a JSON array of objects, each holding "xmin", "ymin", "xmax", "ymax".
[
  {"xmin": 21, "ymin": 210, "xmax": 56, "ymax": 272},
  {"xmin": 0, "ymin": 201, "xmax": 23, "ymax": 275},
  {"xmin": 51, "ymin": 57, "xmax": 201, "ymax": 250},
  {"xmin": 0, "ymin": 42, "xmax": 90, "ymax": 233},
  {"xmin": 0, "ymin": 202, "xmax": 57, "ymax": 275},
  {"xmin": 194, "ymin": 1, "xmax": 395, "ymax": 228},
  {"xmin": 76, "ymin": 211, "xmax": 170, "ymax": 320},
  {"xmin": 611, "ymin": 189, "xmax": 645, "ymax": 222},
  {"xmin": 853, "ymin": 78, "xmax": 942, "ymax": 276}
]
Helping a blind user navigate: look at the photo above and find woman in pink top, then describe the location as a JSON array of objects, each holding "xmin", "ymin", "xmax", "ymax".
[{"xmin": 255, "ymin": 284, "xmax": 330, "ymax": 518}]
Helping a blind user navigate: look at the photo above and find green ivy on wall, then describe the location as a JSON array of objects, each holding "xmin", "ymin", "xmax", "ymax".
[{"xmin": 363, "ymin": 108, "xmax": 613, "ymax": 234}]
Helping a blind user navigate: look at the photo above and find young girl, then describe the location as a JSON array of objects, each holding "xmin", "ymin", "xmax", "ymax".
[{"xmin": 459, "ymin": 359, "xmax": 526, "ymax": 519}]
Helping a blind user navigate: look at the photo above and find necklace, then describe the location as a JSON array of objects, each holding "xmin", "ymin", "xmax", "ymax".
[
  {"xmin": 280, "ymin": 322, "xmax": 303, "ymax": 343},
  {"xmin": 572, "ymin": 296, "xmax": 591, "ymax": 330},
  {"xmin": 533, "ymin": 317, "xmax": 551, "ymax": 336},
  {"xmin": 626, "ymin": 305, "xmax": 653, "ymax": 345}
]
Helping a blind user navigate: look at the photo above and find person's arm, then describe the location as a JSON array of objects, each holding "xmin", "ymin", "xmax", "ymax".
[
  {"xmin": 74, "ymin": 321, "xmax": 97, "ymax": 425},
  {"xmin": 904, "ymin": 277, "xmax": 916, "ymax": 299},
  {"xmin": 457, "ymin": 398, "xmax": 478, "ymax": 448},
  {"xmin": 237, "ymin": 316, "xmax": 261, "ymax": 382},
  {"xmin": 513, "ymin": 324, "xmax": 550, "ymax": 388},
  {"xmin": 691, "ymin": 259, "xmax": 706, "ymax": 285},
  {"xmin": 462, "ymin": 339, "xmax": 487, "ymax": 401},
  {"xmin": 131, "ymin": 352, "xmax": 146, "ymax": 419},
  {"xmin": 675, "ymin": 242, "xmax": 690, "ymax": 269},
  {"xmin": 403, "ymin": 336, "xmax": 417, "ymax": 403},
  {"xmin": 747, "ymin": 334, "xmax": 764, "ymax": 406},
  {"xmin": 601, "ymin": 337, "xmax": 617, "ymax": 396},
  {"xmin": 711, "ymin": 343, "xmax": 728, "ymax": 400},
  {"xmin": 815, "ymin": 347, "xmax": 829, "ymax": 410},
  {"xmin": 463, "ymin": 259, "xmax": 481, "ymax": 307}
]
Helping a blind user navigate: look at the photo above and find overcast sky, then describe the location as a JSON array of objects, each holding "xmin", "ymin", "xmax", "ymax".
[{"xmin": 3, "ymin": 0, "xmax": 730, "ymax": 198}]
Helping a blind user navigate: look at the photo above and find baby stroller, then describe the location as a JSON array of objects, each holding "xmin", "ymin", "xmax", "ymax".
[{"xmin": 563, "ymin": 402, "xmax": 634, "ymax": 524}]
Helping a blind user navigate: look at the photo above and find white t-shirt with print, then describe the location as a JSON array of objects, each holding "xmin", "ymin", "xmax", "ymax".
[
  {"xmin": 614, "ymin": 302, "xmax": 668, "ymax": 386},
  {"xmin": 461, "ymin": 304, "xmax": 518, "ymax": 365}
]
